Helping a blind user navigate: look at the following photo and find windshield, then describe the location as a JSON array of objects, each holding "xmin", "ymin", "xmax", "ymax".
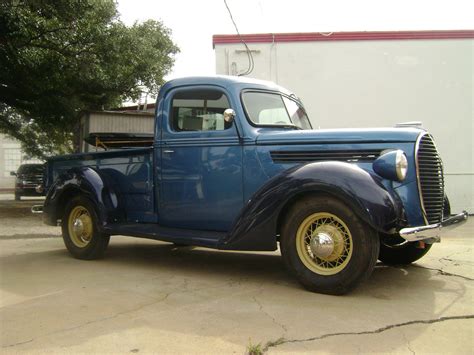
[
  {"xmin": 242, "ymin": 91, "xmax": 312, "ymax": 129},
  {"xmin": 18, "ymin": 164, "xmax": 44, "ymax": 174}
]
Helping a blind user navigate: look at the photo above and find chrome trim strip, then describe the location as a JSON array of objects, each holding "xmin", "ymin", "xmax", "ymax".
[
  {"xmin": 399, "ymin": 211, "xmax": 468, "ymax": 242},
  {"xmin": 414, "ymin": 132, "xmax": 429, "ymax": 224},
  {"xmin": 414, "ymin": 132, "xmax": 445, "ymax": 225},
  {"xmin": 270, "ymin": 149, "xmax": 381, "ymax": 163}
]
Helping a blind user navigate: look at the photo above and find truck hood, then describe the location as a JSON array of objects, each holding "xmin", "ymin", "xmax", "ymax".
[{"xmin": 255, "ymin": 127, "xmax": 424, "ymax": 145}]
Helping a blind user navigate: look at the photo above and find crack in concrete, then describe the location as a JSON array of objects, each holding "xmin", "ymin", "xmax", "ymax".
[
  {"xmin": 402, "ymin": 332, "xmax": 415, "ymax": 355},
  {"xmin": 411, "ymin": 264, "xmax": 474, "ymax": 281},
  {"xmin": 445, "ymin": 248, "xmax": 472, "ymax": 260},
  {"xmin": 1, "ymin": 293, "xmax": 170, "ymax": 349},
  {"xmin": 60, "ymin": 293, "xmax": 171, "ymax": 332},
  {"xmin": 2, "ymin": 279, "xmax": 259, "ymax": 349},
  {"xmin": 439, "ymin": 257, "xmax": 473, "ymax": 266},
  {"xmin": 262, "ymin": 314, "xmax": 474, "ymax": 352},
  {"xmin": 252, "ymin": 296, "xmax": 288, "ymax": 333},
  {"xmin": 2, "ymin": 338, "xmax": 34, "ymax": 348},
  {"xmin": 439, "ymin": 249, "xmax": 473, "ymax": 266}
]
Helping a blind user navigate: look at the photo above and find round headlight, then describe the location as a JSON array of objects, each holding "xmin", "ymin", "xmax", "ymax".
[
  {"xmin": 373, "ymin": 149, "xmax": 408, "ymax": 182},
  {"xmin": 396, "ymin": 150, "xmax": 408, "ymax": 181}
]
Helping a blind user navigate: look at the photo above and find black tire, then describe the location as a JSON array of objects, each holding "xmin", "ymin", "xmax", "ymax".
[
  {"xmin": 280, "ymin": 195, "xmax": 380, "ymax": 295},
  {"xmin": 378, "ymin": 196, "xmax": 450, "ymax": 265},
  {"xmin": 14, "ymin": 192, "xmax": 20, "ymax": 201},
  {"xmin": 61, "ymin": 195, "xmax": 110, "ymax": 260},
  {"xmin": 379, "ymin": 235, "xmax": 432, "ymax": 265}
]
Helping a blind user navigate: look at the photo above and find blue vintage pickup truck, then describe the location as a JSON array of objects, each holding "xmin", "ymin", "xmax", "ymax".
[{"xmin": 41, "ymin": 76, "xmax": 468, "ymax": 294}]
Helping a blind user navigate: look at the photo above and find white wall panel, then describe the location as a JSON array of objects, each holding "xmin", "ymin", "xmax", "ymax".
[
  {"xmin": 215, "ymin": 38, "xmax": 473, "ymax": 212},
  {"xmin": 88, "ymin": 113, "xmax": 154, "ymax": 133}
]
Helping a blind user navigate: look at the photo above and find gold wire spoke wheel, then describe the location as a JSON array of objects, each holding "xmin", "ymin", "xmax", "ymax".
[
  {"xmin": 296, "ymin": 212, "xmax": 353, "ymax": 275},
  {"xmin": 67, "ymin": 206, "xmax": 94, "ymax": 248}
]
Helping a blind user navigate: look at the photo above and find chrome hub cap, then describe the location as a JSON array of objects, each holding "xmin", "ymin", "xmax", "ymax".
[
  {"xmin": 296, "ymin": 212, "xmax": 353, "ymax": 275},
  {"xmin": 68, "ymin": 206, "xmax": 93, "ymax": 248},
  {"xmin": 310, "ymin": 232, "xmax": 335, "ymax": 259},
  {"xmin": 73, "ymin": 218, "xmax": 85, "ymax": 236}
]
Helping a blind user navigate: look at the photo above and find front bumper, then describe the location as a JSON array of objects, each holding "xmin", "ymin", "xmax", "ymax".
[
  {"xmin": 399, "ymin": 211, "xmax": 469, "ymax": 242},
  {"xmin": 16, "ymin": 187, "xmax": 43, "ymax": 196}
]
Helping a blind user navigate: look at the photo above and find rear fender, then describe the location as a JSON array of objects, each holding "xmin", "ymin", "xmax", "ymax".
[
  {"xmin": 220, "ymin": 161, "xmax": 403, "ymax": 251},
  {"xmin": 43, "ymin": 167, "xmax": 122, "ymax": 227}
]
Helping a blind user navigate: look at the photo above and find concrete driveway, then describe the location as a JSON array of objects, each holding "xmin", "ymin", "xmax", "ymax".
[{"xmin": 1, "ymin": 196, "xmax": 473, "ymax": 354}]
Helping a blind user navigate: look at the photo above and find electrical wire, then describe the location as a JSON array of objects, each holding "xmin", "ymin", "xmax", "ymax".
[{"xmin": 223, "ymin": 0, "xmax": 254, "ymax": 76}]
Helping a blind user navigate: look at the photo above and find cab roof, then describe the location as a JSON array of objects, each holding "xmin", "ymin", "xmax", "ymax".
[{"xmin": 161, "ymin": 75, "xmax": 293, "ymax": 96}]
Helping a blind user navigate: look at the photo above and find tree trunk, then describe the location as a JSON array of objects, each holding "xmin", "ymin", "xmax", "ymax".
[{"xmin": 72, "ymin": 115, "xmax": 83, "ymax": 153}]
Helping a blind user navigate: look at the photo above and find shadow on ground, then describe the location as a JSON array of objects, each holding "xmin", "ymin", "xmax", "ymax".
[{"xmin": 2, "ymin": 236, "xmax": 467, "ymax": 353}]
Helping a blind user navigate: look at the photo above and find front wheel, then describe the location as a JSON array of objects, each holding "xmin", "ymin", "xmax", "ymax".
[
  {"xmin": 378, "ymin": 196, "xmax": 451, "ymax": 265},
  {"xmin": 378, "ymin": 234, "xmax": 432, "ymax": 265},
  {"xmin": 62, "ymin": 196, "xmax": 110, "ymax": 260},
  {"xmin": 280, "ymin": 196, "xmax": 380, "ymax": 295}
]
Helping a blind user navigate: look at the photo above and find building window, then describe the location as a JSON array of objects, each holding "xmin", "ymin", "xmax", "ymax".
[{"xmin": 4, "ymin": 148, "xmax": 22, "ymax": 177}]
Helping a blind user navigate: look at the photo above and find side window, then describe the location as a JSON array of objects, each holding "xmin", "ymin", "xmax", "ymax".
[{"xmin": 171, "ymin": 89, "xmax": 232, "ymax": 132}]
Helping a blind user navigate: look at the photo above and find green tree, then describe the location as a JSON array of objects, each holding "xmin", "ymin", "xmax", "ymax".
[{"xmin": 0, "ymin": 0, "xmax": 178, "ymax": 158}]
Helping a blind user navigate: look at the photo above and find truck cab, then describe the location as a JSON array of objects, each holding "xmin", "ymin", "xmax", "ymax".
[{"xmin": 42, "ymin": 76, "xmax": 468, "ymax": 295}]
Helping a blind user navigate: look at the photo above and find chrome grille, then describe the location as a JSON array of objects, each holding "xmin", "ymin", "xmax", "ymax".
[{"xmin": 416, "ymin": 134, "xmax": 444, "ymax": 224}]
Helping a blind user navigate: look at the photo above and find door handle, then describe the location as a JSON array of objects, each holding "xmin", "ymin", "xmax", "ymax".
[{"xmin": 163, "ymin": 150, "xmax": 174, "ymax": 154}]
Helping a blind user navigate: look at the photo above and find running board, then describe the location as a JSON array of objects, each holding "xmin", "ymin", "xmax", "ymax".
[{"xmin": 103, "ymin": 223, "xmax": 226, "ymax": 249}]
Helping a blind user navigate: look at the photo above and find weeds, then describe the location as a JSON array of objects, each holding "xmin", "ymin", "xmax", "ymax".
[
  {"xmin": 247, "ymin": 341, "xmax": 263, "ymax": 355},
  {"xmin": 247, "ymin": 337, "xmax": 286, "ymax": 354}
]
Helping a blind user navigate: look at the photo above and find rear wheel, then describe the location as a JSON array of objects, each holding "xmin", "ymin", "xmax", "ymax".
[
  {"xmin": 280, "ymin": 196, "xmax": 379, "ymax": 295},
  {"xmin": 62, "ymin": 196, "xmax": 110, "ymax": 260}
]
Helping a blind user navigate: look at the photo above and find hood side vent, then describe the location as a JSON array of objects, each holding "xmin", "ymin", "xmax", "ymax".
[{"xmin": 270, "ymin": 150, "xmax": 381, "ymax": 164}]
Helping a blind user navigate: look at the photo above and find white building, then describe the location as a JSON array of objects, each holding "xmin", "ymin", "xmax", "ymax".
[
  {"xmin": 213, "ymin": 30, "xmax": 474, "ymax": 213},
  {"xmin": 0, "ymin": 134, "xmax": 43, "ymax": 191}
]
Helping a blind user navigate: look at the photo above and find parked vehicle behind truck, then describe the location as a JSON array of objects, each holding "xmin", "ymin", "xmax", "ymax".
[
  {"xmin": 11, "ymin": 163, "xmax": 45, "ymax": 200},
  {"xmin": 40, "ymin": 76, "xmax": 468, "ymax": 295}
]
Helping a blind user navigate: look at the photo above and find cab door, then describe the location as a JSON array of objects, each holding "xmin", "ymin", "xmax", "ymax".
[{"xmin": 158, "ymin": 86, "xmax": 243, "ymax": 232}]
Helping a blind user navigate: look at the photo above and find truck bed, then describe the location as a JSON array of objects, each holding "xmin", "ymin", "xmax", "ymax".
[{"xmin": 46, "ymin": 147, "xmax": 155, "ymax": 222}]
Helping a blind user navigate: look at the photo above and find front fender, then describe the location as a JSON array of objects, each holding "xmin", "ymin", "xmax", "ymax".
[
  {"xmin": 219, "ymin": 161, "xmax": 404, "ymax": 251},
  {"xmin": 43, "ymin": 167, "xmax": 122, "ymax": 227}
]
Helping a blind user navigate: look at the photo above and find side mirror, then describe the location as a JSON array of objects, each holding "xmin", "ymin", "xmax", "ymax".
[
  {"xmin": 223, "ymin": 108, "xmax": 236, "ymax": 124},
  {"xmin": 10, "ymin": 171, "xmax": 17, "ymax": 176}
]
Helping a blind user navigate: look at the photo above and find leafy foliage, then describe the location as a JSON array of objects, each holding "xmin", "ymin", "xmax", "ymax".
[{"xmin": 0, "ymin": 0, "xmax": 178, "ymax": 158}]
